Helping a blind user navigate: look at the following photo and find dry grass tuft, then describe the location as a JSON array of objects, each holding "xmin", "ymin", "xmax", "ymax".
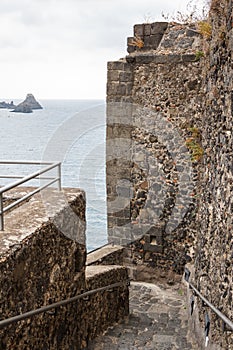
[
  {"xmin": 129, "ymin": 35, "xmax": 144, "ymax": 49},
  {"xmin": 198, "ymin": 20, "xmax": 212, "ymax": 38}
]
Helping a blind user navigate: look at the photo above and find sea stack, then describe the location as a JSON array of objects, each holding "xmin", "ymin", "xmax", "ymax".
[
  {"xmin": 12, "ymin": 94, "xmax": 43, "ymax": 113},
  {"xmin": 0, "ymin": 101, "xmax": 16, "ymax": 109}
]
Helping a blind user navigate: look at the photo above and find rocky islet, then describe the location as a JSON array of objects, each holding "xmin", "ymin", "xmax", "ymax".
[
  {"xmin": 12, "ymin": 93, "xmax": 43, "ymax": 113},
  {"xmin": 0, "ymin": 93, "xmax": 43, "ymax": 113}
]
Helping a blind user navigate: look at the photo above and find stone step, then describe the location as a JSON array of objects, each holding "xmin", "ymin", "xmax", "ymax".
[{"xmin": 87, "ymin": 281, "xmax": 199, "ymax": 349}]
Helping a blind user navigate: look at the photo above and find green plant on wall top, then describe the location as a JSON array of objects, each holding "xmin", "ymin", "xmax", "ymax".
[
  {"xmin": 185, "ymin": 127, "xmax": 204, "ymax": 162},
  {"xmin": 195, "ymin": 50, "xmax": 205, "ymax": 60},
  {"xmin": 186, "ymin": 138, "xmax": 204, "ymax": 161}
]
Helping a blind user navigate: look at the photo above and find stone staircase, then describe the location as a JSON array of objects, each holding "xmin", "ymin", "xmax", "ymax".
[
  {"xmin": 87, "ymin": 281, "xmax": 199, "ymax": 349},
  {"xmin": 86, "ymin": 244, "xmax": 199, "ymax": 349}
]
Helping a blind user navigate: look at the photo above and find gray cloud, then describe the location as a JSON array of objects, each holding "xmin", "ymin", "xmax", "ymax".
[
  {"xmin": 0, "ymin": 0, "xmax": 205, "ymax": 98},
  {"xmin": 0, "ymin": 0, "xmax": 191, "ymax": 50}
]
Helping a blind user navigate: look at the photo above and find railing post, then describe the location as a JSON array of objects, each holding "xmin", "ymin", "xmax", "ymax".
[
  {"xmin": 57, "ymin": 163, "xmax": 62, "ymax": 191},
  {"xmin": 0, "ymin": 193, "xmax": 4, "ymax": 231},
  {"xmin": 0, "ymin": 161, "xmax": 62, "ymax": 227}
]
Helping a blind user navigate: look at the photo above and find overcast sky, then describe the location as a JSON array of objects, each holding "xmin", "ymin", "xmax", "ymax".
[{"xmin": 0, "ymin": 0, "xmax": 205, "ymax": 100}]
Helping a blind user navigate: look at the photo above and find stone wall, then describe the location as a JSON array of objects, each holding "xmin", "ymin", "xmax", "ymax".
[
  {"xmin": 0, "ymin": 188, "xmax": 129, "ymax": 349},
  {"xmin": 107, "ymin": 2, "xmax": 233, "ymax": 348},
  {"xmin": 106, "ymin": 22, "xmax": 203, "ymax": 274},
  {"xmin": 0, "ymin": 188, "xmax": 86, "ymax": 349},
  {"xmin": 86, "ymin": 244, "xmax": 125, "ymax": 266},
  {"xmin": 84, "ymin": 265, "xmax": 129, "ymax": 346},
  {"xmin": 192, "ymin": 0, "xmax": 233, "ymax": 348}
]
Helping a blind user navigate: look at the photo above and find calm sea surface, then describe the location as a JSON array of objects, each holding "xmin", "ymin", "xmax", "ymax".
[{"xmin": 0, "ymin": 99, "xmax": 107, "ymax": 251}]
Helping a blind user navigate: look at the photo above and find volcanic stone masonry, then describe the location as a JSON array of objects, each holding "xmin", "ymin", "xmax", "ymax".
[
  {"xmin": 107, "ymin": 21, "xmax": 203, "ymax": 273},
  {"xmin": 194, "ymin": 1, "xmax": 233, "ymax": 348},
  {"xmin": 0, "ymin": 188, "xmax": 129, "ymax": 349},
  {"xmin": 106, "ymin": 1, "xmax": 233, "ymax": 347}
]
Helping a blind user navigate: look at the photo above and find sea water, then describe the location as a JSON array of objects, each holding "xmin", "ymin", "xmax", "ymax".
[{"xmin": 0, "ymin": 99, "xmax": 107, "ymax": 251}]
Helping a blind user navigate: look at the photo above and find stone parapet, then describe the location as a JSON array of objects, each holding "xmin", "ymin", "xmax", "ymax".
[
  {"xmin": 0, "ymin": 188, "xmax": 86, "ymax": 349},
  {"xmin": 127, "ymin": 22, "xmax": 168, "ymax": 53},
  {"xmin": 0, "ymin": 188, "xmax": 129, "ymax": 349},
  {"xmin": 72, "ymin": 265, "xmax": 129, "ymax": 349},
  {"xmin": 86, "ymin": 244, "xmax": 125, "ymax": 266}
]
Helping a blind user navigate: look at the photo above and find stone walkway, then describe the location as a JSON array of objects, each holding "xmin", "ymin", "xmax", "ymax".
[{"xmin": 87, "ymin": 281, "xmax": 198, "ymax": 350}]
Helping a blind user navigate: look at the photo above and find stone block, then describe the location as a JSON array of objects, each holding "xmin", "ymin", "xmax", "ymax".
[
  {"xmin": 152, "ymin": 54, "xmax": 167, "ymax": 64},
  {"xmin": 182, "ymin": 54, "xmax": 196, "ymax": 62},
  {"xmin": 150, "ymin": 22, "xmax": 168, "ymax": 35},
  {"xmin": 121, "ymin": 96, "xmax": 133, "ymax": 103},
  {"xmin": 108, "ymin": 70, "xmax": 120, "ymax": 82},
  {"xmin": 127, "ymin": 36, "xmax": 135, "ymax": 45},
  {"xmin": 111, "ymin": 124, "xmax": 133, "ymax": 138},
  {"xmin": 160, "ymin": 38, "xmax": 173, "ymax": 48},
  {"xmin": 126, "ymin": 83, "xmax": 133, "ymax": 95},
  {"xmin": 123, "ymin": 207, "xmax": 131, "ymax": 219},
  {"xmin": 133, "ymin": 152, "xmax": 146, "ymax": 162},
  {"xmin": 126, "ymin": 55, "xmax": 136, "ymax": 63},
  {"xmin": 119, "ymin": 71, "xmax": 133, "ymax": 83},
  {"xmin": 143, "ymin": 35, "xmax": 152, "ymax": 48},
  {"xmin": 106, "ymin": 102, "xmax": 133, "ymax": 121},
  {"xmin": 116, "ymin": 184, "xmax": 132, "ymax": 198},
  {"xmin": 134, "ymin": 24, "xmax": 144, "ymax": 37},
  {"xmin": 144, "ymin": 24, "xmax": 151, "ymax": 36},
  {"xmin": 107, "ymin": 61, "xmax": 126, "ymax": 71},
  {"xmin": 144, "ymin": 35, "xmax": 163, "ymax": 49},
  {"xmin": 127, "ymin": 45, "xmax": 136, "ymax": 54},
  {"xmin": 186, "ymin": 28, "xmax": 200, "ymax": 37},
  {"xmin": 149, "ymin": 34, "xmax": 164, "ymax": 49},
  {"xmin": 107, "ymin": 82, "xmax": 118, "ymax": 95},
  {"xmin": 165, "ymin": 54, "xmax": 182, "ymax": 63},
  {"xmin": 107, "ymin": 216, "xmax": 116, "ymax": 228},
  {"xmin": 106, "ymin": 125, "xmax": 114, "ymax": 139},
  {"xmin": 86, "ymin": 245, "xmax": 125, "ymax": 266},
  {"xmin": 116, "ymin": 217, "xmax": 131, "ymax": 226},
  {"xmin": 127, "ymin": 37, "xmax": 137, "ymax": 54},
  {"xmin": 116, "ymin": 83, "xmax": 127, "ymax": 95},
  {"xmin": 135, "ymin": 54, "xmax": 154, "ymax": 64}
]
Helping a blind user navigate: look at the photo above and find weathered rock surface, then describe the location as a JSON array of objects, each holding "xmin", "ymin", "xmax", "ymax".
[
  {"xmin": 12, "ymin": 93, "xmax": 43, "ymax": 113},
  {"xmin": 194, "ymin": 1, "xmax": 233, "ymax": 348},
  {"xmin": 107, "ymin": 9, "xmax": 233, "ymax": 348},
  {"xmin": 12, "ymin": 104, "xmax": 33, "ymax": 113},
  {"xmin": 106, "ymin": 22, "xmax": 203, "ymax": 273},
  {"xmin": 0, "ymin": 189, "xmax": 129, "ymax": 349},
  {"xmin": 0, "ymin": 101, "xmax": 16, "ymax": 109}
]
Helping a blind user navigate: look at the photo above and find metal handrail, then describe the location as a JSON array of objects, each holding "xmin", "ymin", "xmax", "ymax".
[
  {"xmin": 184, "ymin": 268, "xmax": 233, "ymax": 331},
  {"xmin": 0, "ymin": 161, "xmax": 61, "ymax": 230},
  {"xmin": 0, "ymin": 279, "xmax": 130, "ymax": 329}
]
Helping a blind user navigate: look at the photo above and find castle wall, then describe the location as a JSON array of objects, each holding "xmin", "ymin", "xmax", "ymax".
[
  {"xmin": 106, "ymin": 22, "xmax": 203, "ymax": 273},
  {"xmin": 107, "ymin": 2, "xmax": 233, "ymax": 347},
  {"xmin": 192, "ymin": 1, "xmax": 233, "ymax": 348}
]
